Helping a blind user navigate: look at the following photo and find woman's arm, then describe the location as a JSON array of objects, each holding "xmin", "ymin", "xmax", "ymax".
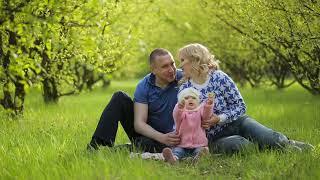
[{"xmin": 217, "ymin": 71, "xmax": 246, "ymax": 124}]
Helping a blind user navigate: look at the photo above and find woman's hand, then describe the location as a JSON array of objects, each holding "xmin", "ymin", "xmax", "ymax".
[{"xmin": 202, "ymin": 114, "xmax": 220, "ymax": 129}]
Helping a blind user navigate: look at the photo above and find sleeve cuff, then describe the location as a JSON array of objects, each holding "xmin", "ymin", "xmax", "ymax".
[{"xmin": 218, "ymin": 114, "xmax": 227, "ymax": 124}]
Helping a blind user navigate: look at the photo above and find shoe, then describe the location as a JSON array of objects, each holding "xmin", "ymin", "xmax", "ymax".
[
  {"xmin": 162, "ymin": 148, "xmax": 177, "ymax": 165},
  {"xmin": 87, "ymin": 142, "xmax": 133, "ymax": 152},
  {"xmin": 285, "ymin": 143, "xmax": 302, "ymax": 153},
  {"xmin": 87, "ymin": 142, "xmax": 99, "ymax": 151},
  {"xmin": 288, "ymin": 140, "xmax": 314, "ymax": 151},
  {"xmin": 87, "ymin": 137, "xmax": 117, "ymax": 151}
]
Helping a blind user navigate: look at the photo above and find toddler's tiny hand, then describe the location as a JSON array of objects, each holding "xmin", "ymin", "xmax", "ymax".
[{"xmin": 207, "ymin": 92, "xmax": 215, "ymax": 105}]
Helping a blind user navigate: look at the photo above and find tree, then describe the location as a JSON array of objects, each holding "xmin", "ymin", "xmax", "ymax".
[
  {"xmin": 0, "ymin": 0, "xmax": 147, "ymax": 115},
  {"xmin": 206, "ymin": 0, "xmax": 320, "ymax": 94},
  {"xmin": 0, "ymin": 0, "xmax": 35, "ymax": 115}
]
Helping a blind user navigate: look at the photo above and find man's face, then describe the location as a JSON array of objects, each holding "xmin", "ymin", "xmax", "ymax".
[{"xmin": 151, "ymin": 54, "xmax": 176, "ymax": 84}]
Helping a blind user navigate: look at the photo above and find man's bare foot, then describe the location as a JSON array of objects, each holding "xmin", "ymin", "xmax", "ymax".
[{"xmin": 162, "ymin": 148, "xmax": 177, "ymax": 165}]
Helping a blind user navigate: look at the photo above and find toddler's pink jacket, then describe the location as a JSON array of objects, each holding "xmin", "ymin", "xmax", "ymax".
[{"xmin": 173, "ymin": 103, "xmax": 213, "ymax": 148}]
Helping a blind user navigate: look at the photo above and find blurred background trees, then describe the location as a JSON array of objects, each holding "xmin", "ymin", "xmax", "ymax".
[{"xmin": 1, "ymin": 0, "xmax": 319, "ymax": 115}]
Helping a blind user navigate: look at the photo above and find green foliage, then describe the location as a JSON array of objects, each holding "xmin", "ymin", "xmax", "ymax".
[
  {"xmin": 204, "ymin": 0, "xmax": 320, "ymax": 94},
  {"xmin": 113, "ymin": 0, "xmax": 319, "ymax": 94},
  {"xmin": 1, "ymin": 0, "xmax": 319, "ymax": 115},
  {"xmin": 0, "ymin": 0, "xmax": 150, "ymax": 113}
]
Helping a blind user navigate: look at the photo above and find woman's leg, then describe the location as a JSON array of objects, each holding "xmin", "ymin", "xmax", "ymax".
[
  {"xmin": 208, "ymin": 135, "xmax": 253, "ymax": 154},
  {"xmin": 207, "ymin": 115, "xmax": 313, "ymax": 153},
  {"xmin": 207, "ymin": 118, "xmax": 253, "ymax": 154},
  {"xmin": 238, "ymin": 116, "xmax": 314, "ymax": 151},
  {"xmin": 238, "ymin": 116, "xmax": 289, "ymax": 149}
]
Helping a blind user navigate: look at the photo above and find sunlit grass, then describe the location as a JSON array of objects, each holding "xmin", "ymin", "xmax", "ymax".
[{"xmin": 0, "ymin": 81, "xmax": 319, "ymax": 179}]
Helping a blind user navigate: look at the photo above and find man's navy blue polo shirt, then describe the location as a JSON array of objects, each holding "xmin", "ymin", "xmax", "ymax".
[{"xmin": 133, "ymin": 70, "xmax": 183, "ymax": 134}]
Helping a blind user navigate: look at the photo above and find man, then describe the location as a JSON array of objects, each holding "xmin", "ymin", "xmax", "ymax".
[{"xmin": 88, "ymin": 48, "xmax": 184, "ymax": 152}]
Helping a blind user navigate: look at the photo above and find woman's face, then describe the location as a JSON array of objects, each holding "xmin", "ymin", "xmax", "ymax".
[{"xmin": 179, "ymin": 56, "xmax": 193, "ymax": 78}]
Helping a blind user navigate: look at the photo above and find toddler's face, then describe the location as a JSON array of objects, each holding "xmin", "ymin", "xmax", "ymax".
[{"xmin": 184, "ymin": 96, "xmax": 200, "ymax": 110}]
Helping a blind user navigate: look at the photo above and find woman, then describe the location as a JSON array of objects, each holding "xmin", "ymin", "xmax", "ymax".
[{"xmin": 176, "ymin": 43, "xmax": 314, "ymax": 154}]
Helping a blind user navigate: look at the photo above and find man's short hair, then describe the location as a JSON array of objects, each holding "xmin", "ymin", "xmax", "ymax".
[{"xmin": 149, "ymin": 48, "xmax": 171, "ymax": 64}]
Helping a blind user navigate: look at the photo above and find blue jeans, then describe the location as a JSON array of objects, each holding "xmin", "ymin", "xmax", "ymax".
[
  {"xmin": 172, "ymin": 147, "xmax": 203, "ymax": 159},
  {"xmin": 207, "ymin": 115, "xmax": 289, "ymax": 154}
]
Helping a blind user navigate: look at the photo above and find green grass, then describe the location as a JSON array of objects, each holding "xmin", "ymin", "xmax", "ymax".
[{"xmin": 0, "ymin": 81, "xmax": 319, "ymax": 179}]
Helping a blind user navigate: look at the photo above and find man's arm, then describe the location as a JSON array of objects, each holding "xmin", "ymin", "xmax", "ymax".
[{"xmin": 134, "ymin": 102, "xmax": 180, "ymax": 146}]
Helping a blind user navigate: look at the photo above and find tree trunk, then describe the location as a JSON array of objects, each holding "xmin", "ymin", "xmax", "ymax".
[
  {"xmin": 0, "ymin": 31, "xmax": 26, "ymax": 115},
  {"xmin": 42, "ymin": 77, "xmax": 59, "ymax": 103},
  {"xmin": 13, "ymin": 76, "xmax": 26, "ymax": 114},
  {"xmin": 41, "ymin": 49, "xmax": 59, "ymax": 103}
]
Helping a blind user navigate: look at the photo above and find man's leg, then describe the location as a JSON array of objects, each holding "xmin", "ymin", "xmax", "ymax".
[
  {"xmin": 89, "ymin": 91, "xmax": 138, "ymax": 149},
  {"xmin": 133, "ymin": 136, "xmax": 167, "ymax": 153},
  {"xmin": 88, "ymin": 91, "xmax": 169, "ymax": 152}
]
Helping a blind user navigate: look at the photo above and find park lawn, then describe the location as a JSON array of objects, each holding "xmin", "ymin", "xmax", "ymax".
[{"xmin": 0, "ymin": 80, "xmax": 319, "ymax": 179}]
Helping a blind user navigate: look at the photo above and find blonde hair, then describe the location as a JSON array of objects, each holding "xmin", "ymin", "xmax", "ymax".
[{"xmin": 178, "ymin": 43, "xmax": 219, "ymax": 84}]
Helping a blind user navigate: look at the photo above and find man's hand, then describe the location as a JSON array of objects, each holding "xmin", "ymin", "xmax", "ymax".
[
  {"xmin": 202, "ymin": 114, "xmax": 220, "ymax": 129},
  {"xmin": 158, "ymin": 132, "xmax": 180, "ymax": 146}
]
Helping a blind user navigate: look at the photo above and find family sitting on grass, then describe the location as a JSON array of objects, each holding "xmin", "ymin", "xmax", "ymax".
[{"xmin": 87, "ymin": 43, "xmax": 314, "ymax": 164}]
